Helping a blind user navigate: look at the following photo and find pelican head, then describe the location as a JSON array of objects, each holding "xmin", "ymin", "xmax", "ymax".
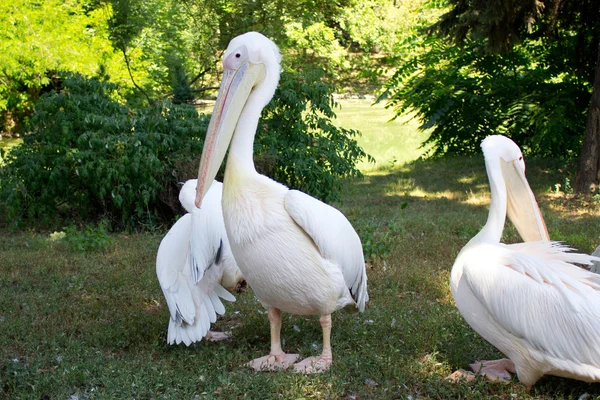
[
  {"xmin": 178, "ymin": 179, "xmax": 198, "ymax": 214},
  {"xmin": 481, "ymin": 135, "xmax": 549, "ymax": 242},
  {"xmin": 195, "ymin": 32, "xmax": 282, "ymax": 207}
]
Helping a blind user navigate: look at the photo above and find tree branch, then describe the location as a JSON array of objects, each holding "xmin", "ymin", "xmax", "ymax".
[{"xmin": 120, "ymin": 47, "xmax": 153, "ymax": 105}]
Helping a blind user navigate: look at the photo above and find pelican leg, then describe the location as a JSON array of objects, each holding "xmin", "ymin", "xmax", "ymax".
[
  {"xmin": 294, "ymin": 314, "xmax": 333, "ymax": 373},
  {"xmin": 470, "ymin": 358, "xmax": 515, "ymax": 382},
  {"xmin": 247, "ymin": 307, "xmax": 299, "ymax": 371}
]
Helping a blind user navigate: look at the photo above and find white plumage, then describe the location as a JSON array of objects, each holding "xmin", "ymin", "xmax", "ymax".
[
  {"xmin": 591, "ymin": 245, "xmax": 600, "ymax": 273},
  {"xmin": 156, "ymin": 180, "xmax": 243, "ymax": 345},
  {"xmin": 451, "ymin": 135, "xmax": 600, "ymax": 388},
  {"xmin": 193, "ymin": 31, "xmax": 368, "ymax": 373}
]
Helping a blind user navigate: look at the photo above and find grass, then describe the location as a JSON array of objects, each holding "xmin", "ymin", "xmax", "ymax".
[
  {"xmin": 0, "ymin": 137, "xmax": 20, "ymax": 165},
  {"xmin": 335, "ymin": 98, "xmax": 430, "ymax": 171},
  {"xmin": 2, "ymin": 104, "xmax": 600, "ymax": 398}
]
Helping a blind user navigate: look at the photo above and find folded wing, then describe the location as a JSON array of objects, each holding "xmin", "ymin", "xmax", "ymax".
[
  {"xmin": 462, "ymin": 242, "xmax": 600, "ymax": 366},
  {"xmin": 284, "ymin": 189, "xmax": 368, "ymax": 311}
]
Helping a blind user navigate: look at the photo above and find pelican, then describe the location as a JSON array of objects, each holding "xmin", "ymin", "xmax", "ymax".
[
  {"xmin": 156, "ymin": 179, "xmax": 244, "ymax": 345},
  {"xmin": 193, "ymin": 32, "xmax": 368, "ymax": 373},
  {"xmin": 451, "ymin": 134, "xmax": 600, "ymax": 388},
  {"xmin": 591, "ymin": 245, "xmax": 600, "ymax": 273}
]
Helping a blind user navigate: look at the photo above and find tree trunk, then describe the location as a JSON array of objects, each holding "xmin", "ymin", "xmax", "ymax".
[{"xmin": 575, "ymin": 43, "xmax": 600, "ymax": 193}]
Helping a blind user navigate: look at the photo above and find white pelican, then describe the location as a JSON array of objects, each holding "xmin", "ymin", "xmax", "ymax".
[
  {"xmin": 156, "ymin": 179, "xmax": 244, "ymax": 345},
  {"xmin": 193, "ymin": 32, "xmax": 368, "ymax": 373},
  {"xmin": 591, "ymin": 245, "xmax": 600, "ymax": 273},
  {"xmin": 451, "ymin": 134, "xmax": 600, "ymax": 388}
]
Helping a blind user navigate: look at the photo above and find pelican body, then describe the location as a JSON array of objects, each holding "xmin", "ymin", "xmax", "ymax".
[
  {"xmin": 194, "ymin": 32, "xmax": 368, "ymax": 372},
  {"xmin": 156, "ymin": 180, "xmax": 243, "ymax": 345},
  {"xmin": 451, "ymin": 135, "xmax": 600, "ymax": 387}
]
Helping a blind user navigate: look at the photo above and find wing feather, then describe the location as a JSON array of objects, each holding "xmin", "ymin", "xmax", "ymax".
[
  {"xmin": 284, "ymin": 190, "xmax": 368, "ymax": 311},
  {"xmin": 462, "ymin": 242, "xmax": 600, "ymax": 365},
  {"xmin": 214, "ymin": 284, "xmax": 236, "ymax": 302},
  {"xmin": 189, "ymin": 182, "xmax": 225, "ymax": 283},
  {"xmin": 156, "ymin": 205, "xmax": 236, "ymax": 345}
]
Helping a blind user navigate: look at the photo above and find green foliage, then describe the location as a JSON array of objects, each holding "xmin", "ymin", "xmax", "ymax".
[
  {"xmin": 257, "ymin": 69, "xmax": 372, "ymax": 202},
  {"xmin": 285, "ymin": 21, "xmax": 349, "ymax": 77},
  {"xmin": 337, "ymin": 0, "xmax": 425, "ymax": 54},
  {"xmin": 63, "ymin": 222, "xmax": 112, "ymax": 253},
  {"xmin": 383, "ymin": 32, "xmax": 590, "ymax": 158},
  {"xmin": 0, "ymin": 71, "xmax": 370, "ymax": 228},
  {"xmin": 0, "ymin": 73, "xmax": 209, "ymax": 228},
  {"xmin": 108, "ymin": 0, "xmax": 220, "ymax": 103},
  {"xmin": 0, "ymin": 0, "xmax": 129, "ymax": 133}
]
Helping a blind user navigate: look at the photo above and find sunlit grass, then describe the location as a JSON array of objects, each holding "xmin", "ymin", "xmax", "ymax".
[
  {"xmin": 0, "ymin": 137, "xmax": 21, "ymax": 165},
  {"xmin": 335, "ymin": 98, "xmax": 430, "ymax": 171}
]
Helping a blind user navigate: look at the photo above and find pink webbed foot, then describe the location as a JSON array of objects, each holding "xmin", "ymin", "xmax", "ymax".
[
  {"xmin": 445, "ymin": 369, "xmax": 477, "ymax": 383},
  {"xmin": 247, "ymin": 353, "xmax": 299, "ymax": 372},
  {"xmin": 470, "ymin": 358, "xmax": 515, "ymax": 382},
  {"xmin": 205, "ymin": 331, "xmax": 230, "ymax": 342},
  {"xmin": 293, "ymin": 356, "xmax": 332, "ymax": 374}
]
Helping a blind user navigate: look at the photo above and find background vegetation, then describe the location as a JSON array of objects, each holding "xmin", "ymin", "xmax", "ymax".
[
  {"xmin": 3, "ymin": 0, "xmax": 598, "ymax": 228},
  {"xmin": 2, "ymin": 0, "xmax": 600, "ymax": 397}
]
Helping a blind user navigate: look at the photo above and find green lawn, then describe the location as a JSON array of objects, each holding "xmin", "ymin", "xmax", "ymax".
[
  {"xmin": 2, "ymin": 104, "xmax": 600, "ymax": 399},
  {"xmin": 0, "ymin": 137, "xmax": 20, "ymax": 165},
  {"xmin": 335, "ymin": 98, "xmax": 430, "ymax": 171}
]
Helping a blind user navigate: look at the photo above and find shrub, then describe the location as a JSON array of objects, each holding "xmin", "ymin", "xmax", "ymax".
[
  {"xmin": 257, "ymin": 69, "xmax": 371, "ymax": 202},
  {"xmin": 0, "ymin": 73, "xmax": 208, "ymax": 228},
  {"xmin": 0, "ymin": 70, "xmax": 369, "ymax": 229},
  {"xmin": 383, "ymin": 34, "xmax": 589, "ymax": 158}
]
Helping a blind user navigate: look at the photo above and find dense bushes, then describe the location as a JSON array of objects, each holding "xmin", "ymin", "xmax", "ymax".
[
  {"xmin": 0, "ymin": 74, "xmax": 209, "ymax": 228},
  {"xmin": 0, "ymin": 71, "xmax": 368, "ymax": 229},
  {"xmin": 383, "ymin": 34, "xmax": 590, "ymax": 159}
]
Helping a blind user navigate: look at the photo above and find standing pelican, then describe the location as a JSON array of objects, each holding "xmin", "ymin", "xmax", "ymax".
[
  {"xmin": 193, "ymin": 32, "xmax": 368, "ymax": 373},
  {"xmin": 451, "ymin": 135, "xmax": 600, "ymax": 388},
  {"xmin": 157, "ymin": 180, "xmax": 244, "ymax": 345}
]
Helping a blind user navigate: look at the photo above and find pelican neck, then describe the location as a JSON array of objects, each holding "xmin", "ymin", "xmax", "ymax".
[
  {"xmin": 225, "ymin": 95, "xmax": 263, "ymax": 176},
  {"xmin": 473, "ymin": 157, "xmax": 507, "ymax": 245}
]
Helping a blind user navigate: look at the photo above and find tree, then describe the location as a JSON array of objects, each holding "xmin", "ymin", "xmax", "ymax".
[
  {"xmin": 0, "ymin": 0, "xmax": 128, "ymax": 134},
  {"xmin": 428, "ymin": 0, "xmax": 600, "ymax": 192}
]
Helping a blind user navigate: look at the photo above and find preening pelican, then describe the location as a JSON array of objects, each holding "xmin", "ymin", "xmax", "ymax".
[
  {"xmin": 451, "ymin": 135, "xmax": 600, "ymax": 388},
  {"xmin": 156, "ymin": 179, "xmax": 244, "ymax": 345},
  {"xmin": 193, "ymin": 32, "xmax": 368, "ymax": 373},
  {"xmin": 591, "ymin": 245, "xmax": 600, "ymax": 273}
]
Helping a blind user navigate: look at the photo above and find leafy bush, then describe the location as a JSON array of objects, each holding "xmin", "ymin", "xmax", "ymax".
[
  {"xmin": 257, "ymin": 69, "xmax": 371, "ymax": 202},
  {"xmin": 0, "ymin": 73, "xmax": 208, "ymax": 228},
  {"xmin": 0, "ymin": 70, "xmax": 369, "ymax": 228},
  {"xmin": 382, "ymin": 33, "xmax": 590, "ymax": 158}
]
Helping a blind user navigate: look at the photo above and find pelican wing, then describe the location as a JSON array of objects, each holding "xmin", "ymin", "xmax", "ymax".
[
  {"xmin": 462, "ymin": 241, "xmax": 600, "ymax": 365},
  {"xmin": 189, "ymin": 207, "xmax": 223, "ymax": 283},
  {"xmin": 591, "ymin": 245, "xmax": 600, "ymax": 274},
  {"xmin": 188, "ymin": 181, "xmax": 226, "ymax": 283},
  {"xmin": 284, "ymin": 190, "xmax": 368, "ymax": 311},
  {"xmin": 156, "ymin": 214, "xmax": 235, "ymax": 346}
]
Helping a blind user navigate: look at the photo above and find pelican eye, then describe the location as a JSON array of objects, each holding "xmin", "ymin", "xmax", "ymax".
[
  {"xmin": 235, "ymin": 53, "xmax": 241, "ymax": 58},
  {"xmin": 519, "ymin": 156, "xmax": 523, "ymax": 161}
]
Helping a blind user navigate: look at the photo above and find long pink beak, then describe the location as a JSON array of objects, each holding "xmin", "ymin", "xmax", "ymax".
[{"xmin": 194, "ymin": 62, "xmax": 265, "ymax": 208}]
